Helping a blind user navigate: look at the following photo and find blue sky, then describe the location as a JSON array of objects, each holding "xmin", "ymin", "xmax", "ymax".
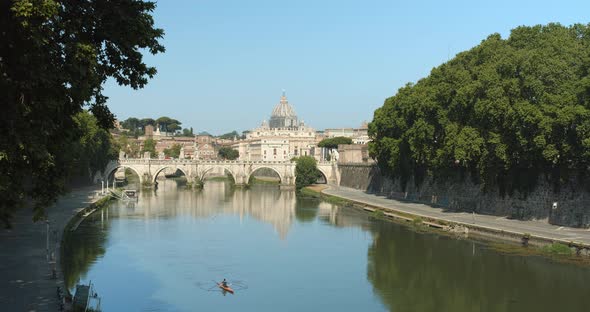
[{"xmin": 104, "ymin": 0, "xmax": 590, "ymax": 135}]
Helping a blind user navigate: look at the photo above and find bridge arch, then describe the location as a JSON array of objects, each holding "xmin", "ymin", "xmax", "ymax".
[
  {"xmin": 152, "ymin": 166, "xmax": 189, "ymax": 183},
  {"xmin": 293, "ymin": 167, "xmax": 329, "ymax": 184},
  {"xmin": 104, "ymin": 165, "xmax": 143, "ymax": 185},
  {"xmin": 316, "ymin": 167, "xmax": 329, "ymax": 184},
  {"xmin": 199, "ymin": 165, "xmax": 237, "ymax": 183},
  {"xmin": 246, "ymin": 166, "xmax": 284, "ymax": 184}
]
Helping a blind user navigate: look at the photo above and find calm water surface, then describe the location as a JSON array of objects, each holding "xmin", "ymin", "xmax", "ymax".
[{"xmin": 63, "ymin": 180, "xmax": 590, "ymax": 312}]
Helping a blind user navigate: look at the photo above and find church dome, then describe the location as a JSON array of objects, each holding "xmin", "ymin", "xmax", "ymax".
[
  {"xmin": 271, "ymin": 92, "xmax": 297, "ymax": 118},
  {"xmin": 269, "ymin": 91, "xmax": 299, "ymax": 129}
]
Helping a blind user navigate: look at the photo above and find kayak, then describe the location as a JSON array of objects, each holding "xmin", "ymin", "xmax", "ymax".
[{"xmin": 218, "ymin": 283, "xmax": 234, "ymax": 293}]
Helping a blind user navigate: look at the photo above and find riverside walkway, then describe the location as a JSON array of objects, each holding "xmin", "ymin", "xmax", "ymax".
[
  {"xmin": 0, "ymin": 186, "xmax": 99, "ymax": 311},
  {"xmin": 323, "ymin": 186, "xmax": 590, "ymax": 246}
]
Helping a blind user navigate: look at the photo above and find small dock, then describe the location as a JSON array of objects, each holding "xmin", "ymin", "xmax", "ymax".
[
  {"xmin": 72, "ymin": 282, "xmax": 101, "ymax": 311},
  {"xmin": 72, "ymin": 284, "xmax": 90, "ymax": 311}
]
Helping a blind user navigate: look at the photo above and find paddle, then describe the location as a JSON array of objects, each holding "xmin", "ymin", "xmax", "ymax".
[{"xmin": 207, "ymin": 284, "xmax": 218, "ymax": 291}]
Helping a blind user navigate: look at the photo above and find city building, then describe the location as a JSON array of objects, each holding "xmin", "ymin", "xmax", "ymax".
[
  {"xmin": 324, "ymin": 121, "xmax": 370, "ymax": 144},
  {"xmin": 234, "ymin": 92, "xmax": 321, "ymax": 161}
]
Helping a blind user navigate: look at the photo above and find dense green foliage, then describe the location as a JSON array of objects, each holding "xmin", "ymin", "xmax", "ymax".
[
  {"xmin": 0, "ymin": 0, "xmax": 164, "ymax": 226},
  {"xmin": 295, "ymin": 156, "xmax": 321, "ymax": 190},
  {"xmin": 164, "ymin": 143, "xmax": 182, "ymax": 158},
  {"xmin": 182, "ymin": 127, "xmax": 194, "ymax": 137},
  {"xmin": 318, "ymin": 136, "xmax": 353, "ymax": 149},
  {"xmin": 541, "ymin": 243, "xmax": 574, "ymax": 256},
  {"xmin": 120, "ymin": 117, "xmax": 141, "ymax": 131},
  {"xmin": 115, "ymin": 135, "xmax": 141, "ymax": 158},
  {"xmin": 218, "ymin": 130, "xmax": 240, "ymax": 140},
  {"xmin": 156, "ymin": 116, "xmax": 182, "ymax": 133},
  {"xmin": 142, "ymin": 138, "xmax": 157, "ymax": 157},
  {"xmin": 68, "ymin": 111, "xmax": 118, "ymax": 178},
  {"xmin": 218, "ymin": 147, "xmax": 239, "ymax": 160},
  {"xmin": 121, "ymin": 116, "xmax": 182, "ymax": 137},
  {"xmin": 369, "ymin": 23, "xmax": 590, "ymax": 194}
]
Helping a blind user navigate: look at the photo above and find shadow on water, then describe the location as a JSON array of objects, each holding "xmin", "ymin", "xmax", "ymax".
[{"xmin": 62, "ymin": 210, "xmax": 110, "ymax": 291}]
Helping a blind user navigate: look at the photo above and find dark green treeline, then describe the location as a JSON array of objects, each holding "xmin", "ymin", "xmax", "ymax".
[{"xmin": 369, "ymin": 23, "xmax": 590, "ymax": 194}]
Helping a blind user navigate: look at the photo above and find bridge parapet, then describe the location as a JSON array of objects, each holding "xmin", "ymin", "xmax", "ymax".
[
  {"xmin": 101, "ymin": 158, "xmax": 339, "ymax": 188},
  {"xmin": 118, "ymin": 158, "xmax": 295, "ymax": 165}
]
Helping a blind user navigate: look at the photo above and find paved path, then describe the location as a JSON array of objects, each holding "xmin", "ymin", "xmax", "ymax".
[
  {"xmin": 323, "ymin": 186, "xmax": 590, "ymax": 246},
  {"xmin": 0, "ymin": 186, "xmax": 99, "ymax": 312}
]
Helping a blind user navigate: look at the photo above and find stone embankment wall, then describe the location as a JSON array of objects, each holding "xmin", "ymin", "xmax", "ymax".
[{"xmin": 339, "ymin": 163, "xmax": 590, "ymax": 228}]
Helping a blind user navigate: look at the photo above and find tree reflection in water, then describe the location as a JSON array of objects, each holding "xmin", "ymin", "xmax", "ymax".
[
  {"xmin": 62, "ymin": 209, "xmax": 110, "ymax": 291},
  {"xmin": 366, "ymin": 220, "xmax": 590, "ymax": 312},
  {"xmin": 62, "ymin": 180, "xmax": 590, "ymax": 312}
]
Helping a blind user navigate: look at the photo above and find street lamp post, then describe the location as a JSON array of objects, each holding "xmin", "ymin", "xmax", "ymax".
[{"xmin": 45, "ymin": 220, "xmax": 50, "ymax": 262}]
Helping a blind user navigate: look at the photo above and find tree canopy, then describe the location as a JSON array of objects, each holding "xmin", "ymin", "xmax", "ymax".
[
  {"xmin": 69, "ymin": 111, "xmax": 118, "ymax": 176},
  {"xmin": 121, "ymin": 117, "xmax": 141, "ymax": 131},
  {"xmin": 115, "ymin": 135, "xmax": 141, "ymax": 158},
  {"xmin": 120, "ymin": 116, "xmax": 184, "ymax": 137},
  {"xmin": 182, "ymin": 128, "xmax": 194, "ymax": 137},
  {"xmin": 295, "ymin": 156, "xmax": 321, "ymax": 190},
  {"xmin": 318, "ymin": 137, "xmax": 353, "ymax": 149},
  {"xmin": 156, "ymin": 116, "xmax": 182, "ymax": 134},
  {"xmin": 369, "ymin": 23, "xmax": 590, "ymax": 194},
  {"xmin": 218, "ymin": 147, "xmax": 239, "ymax": 160},
  {"xmin": 218, "ymin": 131, "xmax": 240, "ymax": 140},
  {"xmin": 164, "ymin": 143, "xmax": 182, "ymax": 158},
  {"xmin": 142, "ymin": 138, "xmax": 156, "ymax": 158},
  {"xmin": 0, "ymin": 0, "xmax": 164, "ymax": 225}
]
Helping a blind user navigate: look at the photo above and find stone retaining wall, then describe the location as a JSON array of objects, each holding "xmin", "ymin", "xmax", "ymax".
[{"xmin": 338, "ymin": 163, "xmax": 590, "ymax": 228}]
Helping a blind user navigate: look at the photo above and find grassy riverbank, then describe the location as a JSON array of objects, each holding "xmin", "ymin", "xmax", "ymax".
[
  {"xmin": 205, "ymin": 176, "xmax": 232, "ymax": 182},
  {"xmin": 302, "ymin": 185, "xmax": 590, "ymax": 266}
]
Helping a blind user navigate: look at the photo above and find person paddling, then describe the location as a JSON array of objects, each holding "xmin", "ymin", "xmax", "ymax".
[{"xmin": 221, "ymin": 279, "xmax": 228, "ymax": 288}]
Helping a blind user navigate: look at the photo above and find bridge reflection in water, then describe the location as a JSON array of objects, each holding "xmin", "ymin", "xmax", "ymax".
[
  {"xmin": 102, "ymin": 179, "xmax": 349, "ymax": 240},
  {"xmin": 64, "ymin": 179, "xmax": 590, "ymax": 312}
]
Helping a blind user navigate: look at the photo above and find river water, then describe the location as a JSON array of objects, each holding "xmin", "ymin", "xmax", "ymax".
[{"xmin": 62, "ymin": 180, "xmax": 590, "ymax": 312}]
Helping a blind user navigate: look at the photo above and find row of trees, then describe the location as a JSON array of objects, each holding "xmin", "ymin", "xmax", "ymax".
[
  {"xmin": 217, "ymin": 130, "xmax": 247, "ymax": 140},
  {"xmin": 1, "ymin": 0, "xmax": 164, "ymax": 226},
  {"xmin": 121, "ymin": 117, "xmax": 247, "ymax": 139},
  {"xmin": 318, "ymin": 136, "xmax": 353, "ymax": 149},
  {"xmin": 118, "ymin": 138, "xmax": 241, "ymax": 160},
  {"xmin": 369, "ymin": 23, "xmax": 590, "ymax": 194},
  {"xmin": 120, "ymin": 116, "xmax": 186, "ymax": 137}
]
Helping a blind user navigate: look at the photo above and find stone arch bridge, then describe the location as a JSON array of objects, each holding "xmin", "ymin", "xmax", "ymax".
[{"xmin": 98, "ymin": 159, "xmax": 339, "ymax": 189}]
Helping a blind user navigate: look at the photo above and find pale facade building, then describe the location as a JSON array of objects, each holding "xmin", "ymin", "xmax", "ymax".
[
  {"xmin": 235, "ymin": 92, "xmax": 320, "ymax": 161},
  {"xmin": 324, "ymin": 121, "xmax": 370, "ymax": 144},
  {"xmin": 195, "ymin": 142, "xmax": 216, "ymax": 160}
]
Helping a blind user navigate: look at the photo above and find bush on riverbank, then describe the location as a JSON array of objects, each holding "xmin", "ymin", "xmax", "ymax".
[
  {"xmin": 541, "ymin": 243, "xmax": 574, "ymax": 256},
  {"xmin": 295, "ymin": 156, "xmax": 322, "ymax": 190}
]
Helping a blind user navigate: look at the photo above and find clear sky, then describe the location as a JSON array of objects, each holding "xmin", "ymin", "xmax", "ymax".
[{"xmin": 104, "ymin": 0, "xmax": 590, "ymax": 135}]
